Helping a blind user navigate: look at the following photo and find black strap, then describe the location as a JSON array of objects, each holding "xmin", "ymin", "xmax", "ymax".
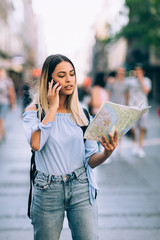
[
  {"xmin": 35, "ymin": 104, "xmax": 45, "ymax": 120},
  {"xmin": 27, "ymin": 106, "xmax": 90, "ymax": 218},
  {"xmin": 27, "ymin": 150, "xmax": 35, "ymax": 218},
  {"xmin": 27, "ymin": 105, "xmax": 40, "ymax": 218},
  {"xmin": 81, "ymin": 108, "xmax": 90, "ymax": 143}
]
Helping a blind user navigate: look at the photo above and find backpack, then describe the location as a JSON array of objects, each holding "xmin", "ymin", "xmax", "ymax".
[{"xmin": 27, "ymin": 106, "xmax": 90, "ymax": 218}]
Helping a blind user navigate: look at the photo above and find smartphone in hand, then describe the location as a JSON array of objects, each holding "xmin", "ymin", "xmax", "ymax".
[
  {"xmin": 50, "ymin": 79, "xmax": 61, "ymax": 92},
  {"xmin": 51, "ymin": 79, "xmax": 56, "ymax": 87},
  {"xmin": 48, "ymin": 79, "xmax": 60, "ymax": 92}
]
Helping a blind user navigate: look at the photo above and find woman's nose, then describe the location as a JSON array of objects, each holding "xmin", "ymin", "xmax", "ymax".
[{"xmin": 66, "ymin": 75, "xmax": 72, "ymax": 82}]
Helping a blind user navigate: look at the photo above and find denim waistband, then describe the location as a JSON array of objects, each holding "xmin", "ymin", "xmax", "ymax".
[{"xmin": 36, "ymin": 166, "xmax": 86, "ymax": 184}]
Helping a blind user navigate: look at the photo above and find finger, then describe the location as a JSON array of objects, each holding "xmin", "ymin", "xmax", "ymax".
[
  {"xmin": 102, "ymin": 136, "xmax": 113, "ymax": 148},
  {"xmin": 102, "ymin": 136, "xmax": 110, "ymax": 145},
  {"xmin": 99, "ymin": 140, "xmax": 110, "ymax": 151},
  {"xmin": 50, "ymin": 79, "xmax": 54, "ymax": 87},
  {"xmin": 48, "ymin": 80, "xmax": 52, "ymax": 92},
  {"xmin": 108, "ymin": 133, "xmax": 114, "ymax": 145},
  {"xmin": 52, "ymin": 82, "xmax": 59, "ymax": 90},
  {"xmin": 108, "ymin": 130, "xmax": 118, "ymax": 148},
  {"xmin": 55, "ymin": 85, "xmax": 62, "ymax": 94},
  {"xmin": 102, "ymin": 135, "xmax": 117, "ymax": 151},
  {"xmin": 101, "ymin": 137, "xmax": 114, "ymax": 150},
  {"xmin": 114, "ymin": 130, "xmax": 118, "ymax": 142}
]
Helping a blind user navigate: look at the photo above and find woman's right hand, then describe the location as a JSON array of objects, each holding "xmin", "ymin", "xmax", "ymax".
[{"xmin": 47, "ymin": 79, "xmax": 62, "ymax": 110}]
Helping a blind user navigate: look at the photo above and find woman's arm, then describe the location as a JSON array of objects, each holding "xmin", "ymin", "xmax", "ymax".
[
  {"xmin": 88, "ymin": 130, "xmax": 118, "ymax": 168},
  {"xmin": 25, "ymin": 104, "xmax": 57, "ymax": 151},
  {"xmin": 26, "ymin": 80, "xmax": 62, "ymax": 151}
]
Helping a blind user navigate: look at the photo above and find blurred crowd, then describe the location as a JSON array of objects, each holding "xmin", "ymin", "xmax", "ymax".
[
  {"xmin": 0, "ymin": 62, "xmax": 159, "ymax": 160},
  {"xmin": 78, "ymin": 63, "xmax": 152, "ymax": 159},
  {"xmin": 0, "ymin": 68, "xmax": 16, "ymax": 142}
]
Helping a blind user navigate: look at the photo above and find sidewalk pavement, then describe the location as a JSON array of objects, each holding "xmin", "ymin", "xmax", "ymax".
[{"xmin": 0, "ymin": 100, "xmax": 160, "ymax": 240}]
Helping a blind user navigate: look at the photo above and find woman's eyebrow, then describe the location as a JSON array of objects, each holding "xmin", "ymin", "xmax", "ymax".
[
  {"xmin": 57, "ymin": 71, "xmax": 66, "ymax": 74},
  {"xmin": 57, "ymin": 69, "xmax": 74, "ymax": 74}
]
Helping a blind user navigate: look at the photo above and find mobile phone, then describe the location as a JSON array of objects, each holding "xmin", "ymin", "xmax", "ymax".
[
  {"xmin": 48, "ymin": 78, "xmax": 55, "ymax": 90},
  {"xmin": 48, "ymin": 79, "xmax": 60, "ymax": 91},
  {"xmin": 50, "ymin": 79, "xmax": 60, "ymax": 92},
  {"xmin": 50, "ymin": 79, "xmax": 56, "ymax": 86}
]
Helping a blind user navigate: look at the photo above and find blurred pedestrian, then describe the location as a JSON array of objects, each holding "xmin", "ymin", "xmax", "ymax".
[
  {"xmin": 107, "ymin": 71, "xmax": 116, "ymax": 90},
  {"xmin": 89, "ymin": 72, "xmax": 109, "ymax": 116},
  {"xmin": 107, "ymin": 67, "xmax": 129, "ymax": 156},
  {"xmin": 21, "ymin": 82, "xmax": 32, "ymax": 113},
  {"xmin": 0, "ymin": 67, "xmax": 16, "ymax": 142},
  {"xmin": 21, "ymin": 68, "xmax": 41, "ymax": 113},
  {"xmin": 78, "ymin": 76, "xmax": 92, "ymax": 110},
  {"xmin": 22, "ymin": 54, "xmax": 118, "ymax": 240},
  {"xmin": 107, "ymin": 67, "xmax": 128, "ymax": 105},
  {"xmin": 89, "ymin": 72, "xmax": 109, "ymax": 153},
  {"xmin": 127, "ymin": 63, "xmax": 152, "ymax": 158}
]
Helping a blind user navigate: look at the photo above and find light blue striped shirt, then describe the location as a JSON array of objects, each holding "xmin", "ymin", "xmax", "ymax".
[{"xmin": 22, "ymin": 111, "xmax": 99, "ymax": 204}]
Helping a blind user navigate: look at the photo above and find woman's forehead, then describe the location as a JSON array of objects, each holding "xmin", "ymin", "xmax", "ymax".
[{"xmin": 54, "ymin": 61, "xmax": 74, "ymax": 72}]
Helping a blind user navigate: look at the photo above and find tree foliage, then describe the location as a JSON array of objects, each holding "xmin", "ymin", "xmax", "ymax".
[{"xmin": 119, "ymin": 0, "xmax": 160, "ymax": 49}]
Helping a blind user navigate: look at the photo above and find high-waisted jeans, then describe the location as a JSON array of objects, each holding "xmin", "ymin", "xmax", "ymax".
[{"xmin": 31, "ymin": 166, "xmax": 98, "ymax": 240}]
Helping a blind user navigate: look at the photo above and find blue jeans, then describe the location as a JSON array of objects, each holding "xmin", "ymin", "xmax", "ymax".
[{"xmin": 31, "ymin": 166, "xmax": 98, "ymax": 240}]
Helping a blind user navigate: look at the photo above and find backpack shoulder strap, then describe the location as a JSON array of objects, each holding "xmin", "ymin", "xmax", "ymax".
[
  {"xmin": 27, "ymin": 150, "xmax": 36, "ymax": 218},
  {"xmin": 35, "ymin": 104, "xmax": 45, "ymax": 121},
  {"xmin": 28, "ymin": 104, "xmax": 42, "ymax": 218},
  {"xmin": 83, "ymin": 107, "xmax": 90, "ymax": 122},
  {"xmin": 80, "ymin": 108, "xmax": 90, "ymax": 143}
]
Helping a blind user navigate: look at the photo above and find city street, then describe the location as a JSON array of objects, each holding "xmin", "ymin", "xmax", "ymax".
[{"xmin": 0, "ymin": 100, "xmax": 160, "ymax": 240}]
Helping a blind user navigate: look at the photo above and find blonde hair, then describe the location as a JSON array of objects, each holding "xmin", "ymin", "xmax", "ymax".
[{"xmin": 32, "ymin": 54, "xmax": 89, "ymax": 126}]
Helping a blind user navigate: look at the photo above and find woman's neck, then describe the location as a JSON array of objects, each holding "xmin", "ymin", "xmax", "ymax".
[{"xmin": 57, "ymin": 95, "xmax": 69, "ymax": 113}]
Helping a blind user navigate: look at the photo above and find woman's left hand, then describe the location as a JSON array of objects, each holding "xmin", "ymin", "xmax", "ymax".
[{"xmin": 99, "ymin": 130, "xmax": 118, "ymax": 158}]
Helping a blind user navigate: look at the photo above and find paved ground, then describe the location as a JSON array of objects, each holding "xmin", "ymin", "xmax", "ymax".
[{"xmin": 0, "ymin": 100, "xmax": 160, "ymax": 240}]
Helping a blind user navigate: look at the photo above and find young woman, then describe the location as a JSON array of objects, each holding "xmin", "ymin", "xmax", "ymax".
[{"xmin": 22, "ymin": 54, "xmax": 118, "ymax": 240}]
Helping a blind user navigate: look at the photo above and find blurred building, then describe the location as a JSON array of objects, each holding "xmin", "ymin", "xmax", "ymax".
[
  {"xmin": 35, "ymin": 16, "xmax": 47, "ymax": 67},
  {"xmin": 105, "ymin": 38, "xmax": 127, "ymax": 71},
  {"xmin": 0, "ymin": 0, "xmax": 40, "ymax": 93},
  {"xmin": 91, "ymin": 0, "xmax": 127, "ymax": 80}
]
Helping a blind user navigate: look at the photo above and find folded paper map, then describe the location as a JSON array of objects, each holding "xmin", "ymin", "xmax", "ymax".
[{"xmin": 84, "ymin": 101, "xmax": 151, "ymax": 141}]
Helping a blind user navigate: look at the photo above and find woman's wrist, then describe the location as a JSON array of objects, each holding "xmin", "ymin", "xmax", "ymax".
[
  {"xmin": 103, "ymin": 149, "xmax": 110, "ymax": 159},
  {"xmin": 41, "ymin": 105, "xmax": 57, "ymax": 125},
  {"xmin": 49, "ymin": 105, "xmax": 58, "ymax": 111}
]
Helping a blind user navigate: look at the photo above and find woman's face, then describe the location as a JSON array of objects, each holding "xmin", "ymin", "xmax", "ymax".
[{"xmin": 51, "ymin": 61, "xmax": 76, "ymax": 96}]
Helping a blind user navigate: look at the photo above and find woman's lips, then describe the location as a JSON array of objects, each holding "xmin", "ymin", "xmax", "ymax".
[{"xmin": 64, "ymin": 85, "xmax": 73, "ymax": 90}]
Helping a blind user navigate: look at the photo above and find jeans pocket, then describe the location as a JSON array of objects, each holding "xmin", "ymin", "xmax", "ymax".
[
  {"xmin": 34, "ymin": 175, "xmax": 49, "ymax": 190},
  {"xmin": 76, "ymin": 171, "xmax": 88, "ymax": 183}
]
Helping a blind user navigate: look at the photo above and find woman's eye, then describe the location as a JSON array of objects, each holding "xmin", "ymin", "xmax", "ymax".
[
  {"xmin": 70, "ymin": 72, "xmax": 75, "ymax": 76},
  {"xmin": 58, "ymin": 75, "xmax": 65, "ymax": 78}
]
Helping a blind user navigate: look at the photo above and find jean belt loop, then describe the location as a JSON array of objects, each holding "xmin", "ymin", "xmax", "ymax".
[
  {"xmin": 48, "ymin": 174, "xmax": 52, "ymax": 185},
  {"xmin": 72, "ymin": 170, "xmax": 77, "ymax": 179}
]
